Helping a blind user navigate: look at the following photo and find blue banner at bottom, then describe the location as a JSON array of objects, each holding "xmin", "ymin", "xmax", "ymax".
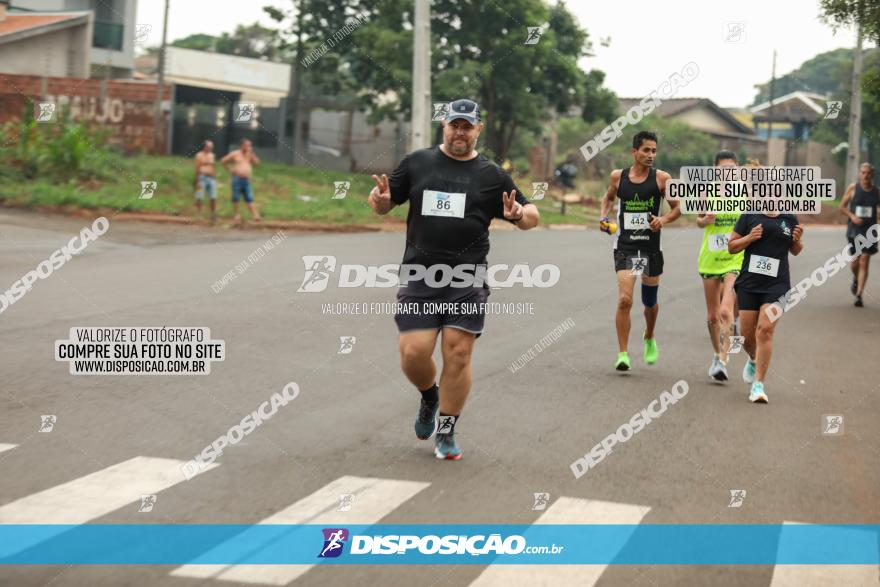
[{"xmin": 1, "ymin": 524, "xmax": 878, "ymax": 565}]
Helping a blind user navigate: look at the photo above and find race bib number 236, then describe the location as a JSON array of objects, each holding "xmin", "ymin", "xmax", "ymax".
[
  {"xmin": 422, "ymin": 190, "xmax": 466, "ymax": 218},
  {"xmin": 748, "ymin": 255, "xmax": 779, "ymax": 277}
]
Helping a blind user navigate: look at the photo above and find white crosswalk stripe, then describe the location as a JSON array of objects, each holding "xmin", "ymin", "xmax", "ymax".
[
  {"xmin": 170, "ymin": 475, "xmax": 430, "ymax": 585},
  {"xmin": 0, "ymin": 456, "xmax": 215, "ymax": 558},
  {"xmin": 769, "ymin": 521, "xmax": 880, "ymax": 586},
  {"xmin": 469, "ymin": 497, "xmax": 651, "ymax": 587}
]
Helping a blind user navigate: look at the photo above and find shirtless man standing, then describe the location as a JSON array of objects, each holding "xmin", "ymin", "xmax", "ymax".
[
  {"xmin": 194, "ymin": 140, "xmax": 218, "ymax": 223},
  {"xmin": 221, "ymin": 139, "xmax": 262, "ymax": 222}
]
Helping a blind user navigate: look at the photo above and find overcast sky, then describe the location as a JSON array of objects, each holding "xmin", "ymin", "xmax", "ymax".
[{"xmin": 136, "ymin": 0, "xmax": 870, "ymax": 108}]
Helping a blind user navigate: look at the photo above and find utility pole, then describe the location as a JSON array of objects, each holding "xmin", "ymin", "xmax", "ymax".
[
  {"xmin": 410, "ymin": 0, "xmax": 431, "ymax": 150},
  {"xmin": 767, "ymin": 49, "xmax": 776, "ymax": 143},
  {"xmin": 545, "ymin": 107, "xmax": 557, "ymax": 180},
  {"xmin": 286, "ymin": 4, "xmax": 305, "ymax": 166},
  {"xmin": 846, "ymin": 22, "xmax": 863, "ymax": 186},
  {"xmin": 153, "ymin": 0, "xmax": 170, "ymax": 153}
]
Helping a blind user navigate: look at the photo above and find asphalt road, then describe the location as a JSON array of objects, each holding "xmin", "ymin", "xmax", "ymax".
[{"xmin": 1, "ymin": 209, "xmax": 878, "ymax": 586}]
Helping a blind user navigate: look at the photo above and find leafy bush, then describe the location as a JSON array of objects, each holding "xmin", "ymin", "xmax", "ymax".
[{"xmin": 0, "ymin": 101, "xmax": 117, "ymax": 181}]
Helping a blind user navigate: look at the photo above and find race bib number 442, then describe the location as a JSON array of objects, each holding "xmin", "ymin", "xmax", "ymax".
[
  {"xmin": 748, "ymin": 255, "xmax": 779, "ymax": 277},
  {"xmin": 623, "ymin": 212, "xmax": 649, "ymax": 230},
  {"xmin": 422, "ymin": 190, "xmax": 466, "ymax": 218}
]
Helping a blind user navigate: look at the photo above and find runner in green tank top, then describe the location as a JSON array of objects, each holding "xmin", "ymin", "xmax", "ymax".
[{"xmin": 697, "ymin": 151, "xmax": 744, "ymax": 381}]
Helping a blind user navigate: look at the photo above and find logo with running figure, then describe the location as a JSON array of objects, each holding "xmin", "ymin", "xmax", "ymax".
[
  {"xmin": 36, "ymin": 102, "xmax": 57, "ymax": 123},
  {"xmin": 780, "ymin": 220, "xmax": 791, "ymax": 236},
  {"xmin": 138, "ymin": 494, "xmax": 157, "ymax": 512},
  {"xmin": 338, "ymin": 336, "xmax": 356, "ymax": 354},
  {"xmin": 824, "ymin": 101, "xmax": 843, "ymax": 119},
  {"xmin": 332, "ymin": 181, "xmax": 351, "ymax": 200},
  {"xmin": 432, "ymin": 102, "xmax": 450, "ymax": 122},
  {"xmin": 724, "ymin": 22, "xmax": 745, "ymax": 43},
  {"xmin": 822, "ymin": 414, "xmax": 844, "ymax": 435},
  {"xmin": 38, "ymin": 415, "xmax": 57, "ymax": 433},
  {"xmin": 139, "ymin": 181, "xmax": 158, "ymax": 200},
  {"xmin": 234, "ymin": 103, "xmax": 256, "ymax": 123},
  {"xmin": 728, "ymin": 489, "xmax": 746, "ymax": 508},
  {"xmin": 630, "ymin": 256, "xmax": 648, "ymax": 276},
  {"xmin": 531, "ymin": 492, "xmax": 550, "ymax": 511},
  {"xmin": 531, "ymin": 182, "xmax": 548, "ymax": 201},
  {"xmin": 437, "ymin": 415, "xmax": 456, "ymax": 434},
  {"xmin": 337, "ymin": 494, "xmax": 356, "ymax": 512},
  {"xmin": 728, "ymin": 335, "xmax": 745, "ymax": 354},
  {"xmin": 298, "ymin": 256, "xmax": 337, "ymax": 293},
  {"xmin": 524, "ymin": 26, "xmax": 543, "ymax": 45},
  {"xmin": 318, "ymin": 528, "xmax": 349, "ymax": 558}
]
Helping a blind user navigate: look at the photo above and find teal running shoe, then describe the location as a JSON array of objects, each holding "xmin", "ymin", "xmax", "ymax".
[
  {"xmin": 414, "ymin": 398, "xmax": 438, "ymax": 440},
  {"xmin": 749, "ymin": 381, "xmax": 768, "ymax": 403},
  {"xmin": 434, "ymin": 433, "xmax": 462, "ymax": 460},
  {"xmin": 742, "ymin": 359, "xmax": 756, "ymax": 383}
]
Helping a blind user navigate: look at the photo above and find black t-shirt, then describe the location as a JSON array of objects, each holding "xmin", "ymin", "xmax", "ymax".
[
  {"xmin": 388, "ymin": 146, "xmax": 528, "ymax": 294},
  {"xmin": 733, "ymin": 213, "xmax": 799, "ymax": 293}
]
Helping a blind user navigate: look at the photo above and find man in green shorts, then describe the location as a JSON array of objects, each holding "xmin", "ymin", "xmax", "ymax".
[{"xmin": 696, "ymin": 151, "xmax": 743, "ymax": 381}]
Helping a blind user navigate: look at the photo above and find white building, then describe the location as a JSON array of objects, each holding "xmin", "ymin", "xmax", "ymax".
[
  {"xmin": 10, "ymin": 0, "xmax": 138, "ymax": 78},
  {"xmin": 0, "ymin": 0, "xmax": 91, "ymax": 77}
]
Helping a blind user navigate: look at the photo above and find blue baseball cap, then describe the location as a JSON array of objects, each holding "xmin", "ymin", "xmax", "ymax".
[{"xmin": 445, "ymin": 99, "xmax": 481, "ymax": 124}]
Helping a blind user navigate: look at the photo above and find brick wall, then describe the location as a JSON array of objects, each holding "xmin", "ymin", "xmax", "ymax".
[{"xmin": 0, "ymin": 73, "xmax": 172, "ymax": 154}]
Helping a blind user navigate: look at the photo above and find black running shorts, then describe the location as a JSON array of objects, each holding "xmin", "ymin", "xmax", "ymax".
[
  {"xmin": 734, "ymin": 286, "xmax": 789, "ymax": 312},
  {"xmin": 394, "ymin": 287, "xmax": 490, "ymax": 338},
  {"xmin": 613, "ymin": 248, "xmax": 664, "ymax": 277}
]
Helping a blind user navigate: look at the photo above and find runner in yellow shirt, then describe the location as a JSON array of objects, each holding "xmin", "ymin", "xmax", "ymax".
[{"xmin": 696, "ymin": 151, "xmax": 744, "ymax": 381}]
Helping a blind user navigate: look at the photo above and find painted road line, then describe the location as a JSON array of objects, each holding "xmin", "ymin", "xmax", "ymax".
[
  {"xmin": 170, "ymin": 475, "xmax": 430, "ymax": 584},
  {"xmin": 469, "ymin": 497, "xmax": 652, "ymax": 587}
]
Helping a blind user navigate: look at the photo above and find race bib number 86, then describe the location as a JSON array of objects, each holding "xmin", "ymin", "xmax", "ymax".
[{"xmin": 422, "ymin": 190, "xmax": 466, "ymax": 218}]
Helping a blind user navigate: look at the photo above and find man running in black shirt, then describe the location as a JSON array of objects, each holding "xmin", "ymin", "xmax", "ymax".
[
  {"xmin": 368, "ymin": 99, "xmax": 540, "ymax": 460},
  {"xmin": 599, "ymin": 131, "xmax": 680, "ymax": 371},
  {"xmin": 839, "ymin": 163, "xmax": 879, "ymax": 307}
]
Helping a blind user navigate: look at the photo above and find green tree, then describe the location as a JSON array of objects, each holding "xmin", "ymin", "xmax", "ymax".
[
  {"xmin": 820, "ymin": 0, "xmax": 880, "ymax": 44},
  {"xmin": 582, "ymin": 69, "xmax": 618, "ymax": 123},
  {"xmin": 170, "ymin": 33, "xmax": 217, "ymax": 52},
  {"xmin": 751, "ymin": 48, "xmax": 854, "ymax": 105},
  {"xmin": 752, "ymin": 47, "xmax": 880, "ymax": 163},
  {"xmin": 164, "ymin": 23, "xmax": 289, "ymax": 61},
  {"xmin": 266, "ymin": 0, "xmax": 613, "ymax": 160}
]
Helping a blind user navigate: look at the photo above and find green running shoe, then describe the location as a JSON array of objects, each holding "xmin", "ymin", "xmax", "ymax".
[
  {"xmin": 614, "ymin": 351, "xmax": 631, "ymax": 371},
  {"xmin": 643, "ymin": 337, "xmax": 658, "ymax": 365}
]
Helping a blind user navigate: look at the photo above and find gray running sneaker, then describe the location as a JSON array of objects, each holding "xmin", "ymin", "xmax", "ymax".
[{"xmin": 708, "ymin": 355, "xmax": 728, "ymax": 382}]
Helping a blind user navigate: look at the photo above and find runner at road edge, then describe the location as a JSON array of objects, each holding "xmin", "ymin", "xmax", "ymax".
[{"xmin": 839, "ymin": 162, "xmax": 878, "ymax": 307}]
